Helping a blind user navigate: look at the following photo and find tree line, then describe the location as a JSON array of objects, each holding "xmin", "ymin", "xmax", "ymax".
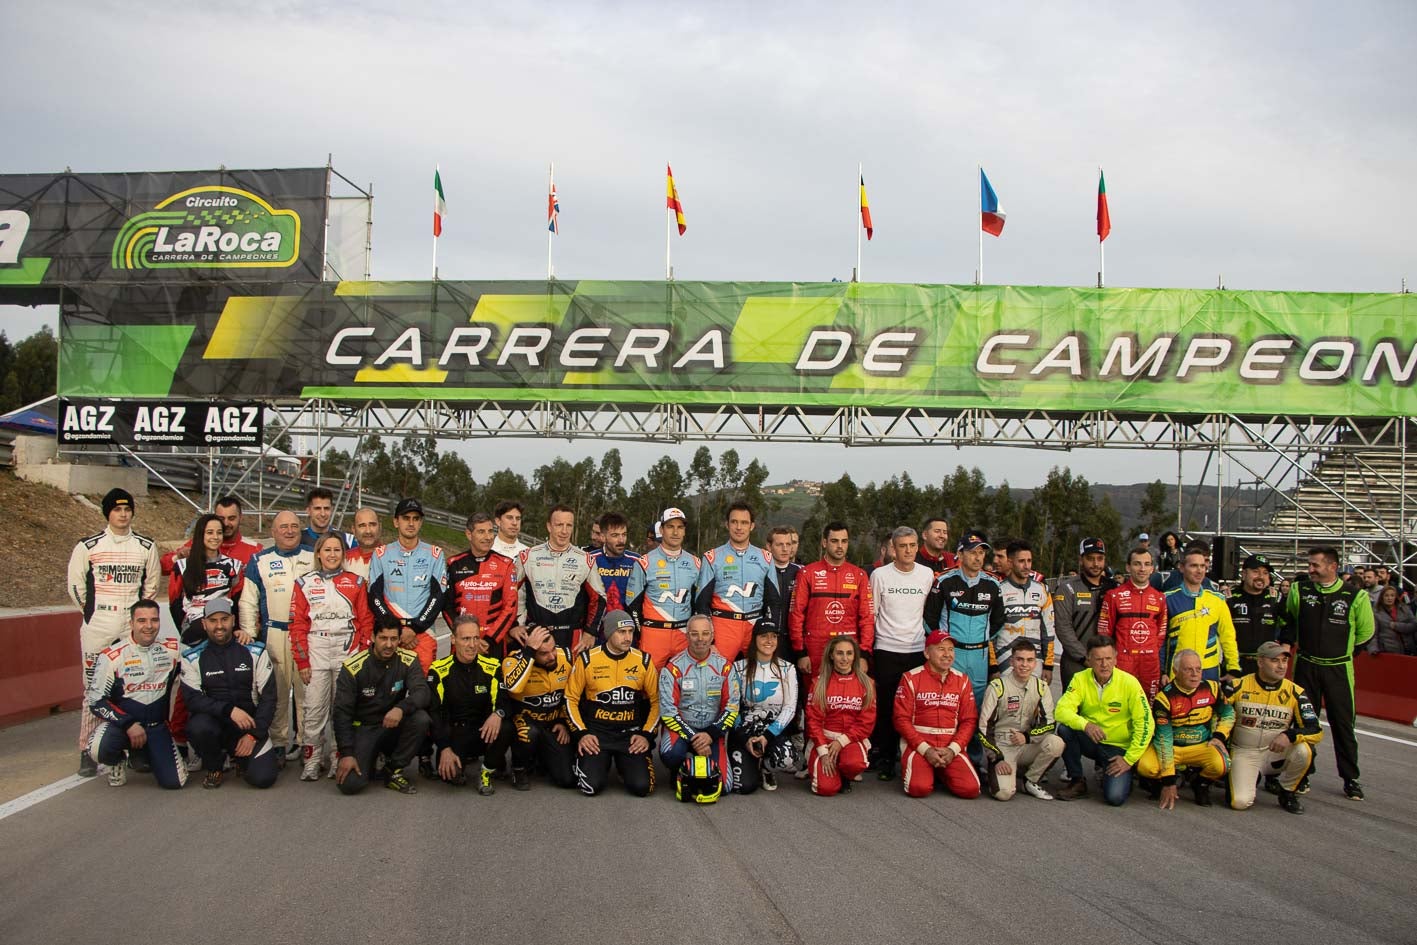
[
  {"xmin": 0, "ymin": 325, "xmax": 57, "ymax": 414},
  {"xmin": 317, "ymin": 434, "xmax": 1176, "ymax": 576}
]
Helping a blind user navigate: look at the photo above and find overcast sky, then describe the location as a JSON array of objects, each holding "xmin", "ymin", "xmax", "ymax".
[{"xmin": 5, "ymin": 1, "xmax": 1415, "ymax": 495}]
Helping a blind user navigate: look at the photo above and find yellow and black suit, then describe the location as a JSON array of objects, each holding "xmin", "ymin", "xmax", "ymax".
[{"xmin": 565, "ymin": 644, "xmax": 661, "ymax": 797}]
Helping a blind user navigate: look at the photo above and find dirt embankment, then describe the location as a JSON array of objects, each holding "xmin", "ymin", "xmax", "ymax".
[{"xmin": 0, "ymin": 471, "xmax": 203, "ymax": 609}]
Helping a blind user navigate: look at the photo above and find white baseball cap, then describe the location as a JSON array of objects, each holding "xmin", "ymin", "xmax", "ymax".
[{"xmin": 661, "ymin": 507, "xmax": 687, "ymax": 524}]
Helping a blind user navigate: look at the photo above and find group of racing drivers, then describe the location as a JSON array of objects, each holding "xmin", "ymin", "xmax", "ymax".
[{"xmin": 69, "ymin": 485, "xmax": 1374, "ymax": 811}]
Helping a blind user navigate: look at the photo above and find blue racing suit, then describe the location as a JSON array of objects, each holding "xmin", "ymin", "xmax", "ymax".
[
  {"xmin": 594, "ymin": 549, "xmax": 646, "ymax": 614},
  {"xmin": 923, "ymin": 568, "xmax": 1006, "ymax": 705},
  {"xmin": 658, "ymin": 649, "xmax": 742, "ymax": 790},
  {"xmin": 367, "ymin": 540, "xmax": 448, "ymax": 670}
]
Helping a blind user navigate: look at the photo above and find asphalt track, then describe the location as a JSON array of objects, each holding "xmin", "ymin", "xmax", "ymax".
[{"xmin": 2, "ymin": 709, "xmax": 1416, "ymax": 945}]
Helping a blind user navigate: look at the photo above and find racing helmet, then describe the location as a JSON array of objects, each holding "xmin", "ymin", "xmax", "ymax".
[{"xmin": 675, "ymin": 753, "xmax": 723, "ymax": 804}]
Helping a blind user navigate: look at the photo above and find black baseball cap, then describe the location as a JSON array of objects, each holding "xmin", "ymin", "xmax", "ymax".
[
  {"xmin": 957, "ymin": 530, "xmax": 990, "ymax": 552},
  {"xmin": 1079, "ymin": 537, "xmax": 1106, "ymax": 556},
  {"xmin": 1241, "ymin": 554, "xmax": 1273, "ymax": 572},
  {"xmin": 394, "ymin": 497, "xmax": 424, "ymax": 517}
]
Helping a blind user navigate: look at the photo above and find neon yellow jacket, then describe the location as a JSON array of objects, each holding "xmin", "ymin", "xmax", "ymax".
[{"xmin": 1055, "ymin": 667, "xmax": 1155, "ymax": 765}]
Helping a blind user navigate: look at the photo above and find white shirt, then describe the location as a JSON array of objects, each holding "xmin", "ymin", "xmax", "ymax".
[
  {"xmin": 493, "ymin": 536, "xmax": 530, "ymax": 559},
  {"xmin": 870, "ymin": 562, "xmax": 936, "ymax": 653}
]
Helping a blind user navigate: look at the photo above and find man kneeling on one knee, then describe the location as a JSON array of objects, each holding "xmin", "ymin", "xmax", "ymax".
[
  {"xmin": 979, "ymin": 640, "xmax": 1064, "ymax": 801},
  {"xmin": 333, "ymin": 618, "xmax": 432, "ymax": 796}
]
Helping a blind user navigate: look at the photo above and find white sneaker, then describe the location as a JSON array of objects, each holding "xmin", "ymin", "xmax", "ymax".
[
  {"xmin": 107, "ymin": 761, "xmax": 127, "ymax": 787},
  {"xmin": 1023, "ymin": 780, "xmax": 1054, "ymax": 801},
  {"xmin": 300, "ymin": 757, "xmax": 322, "ymax": 781}
]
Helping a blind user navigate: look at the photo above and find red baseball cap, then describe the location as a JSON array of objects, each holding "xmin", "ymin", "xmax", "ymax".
[{"xmin": 925, "ymin": 629, "xmax": 953, "ymax": 648}]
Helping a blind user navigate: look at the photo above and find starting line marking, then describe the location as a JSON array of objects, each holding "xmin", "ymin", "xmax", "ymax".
[
  {"xmin": 0, "ymin": 774, "xmax": 87, "ymax": 822},
  {"xmin": 1324, "ymin": 720, "xmax": 1417, "ymax": 749}
]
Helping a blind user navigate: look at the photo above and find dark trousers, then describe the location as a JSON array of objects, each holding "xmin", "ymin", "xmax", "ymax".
[
  {"xmin": 572, "ymin": 732, "xmax": 654, "ymax": 797},
  {"xmin": 1294, "ymin": 657, "xmax": 1359, "ymax": 781},
  {"xmin": 337, "ymin": 710, "xmax": 431, "ymax": 795},
  {"xmin": 90, "ymin": 720, "xmax": 186, "ymax": 790},
  {"xmin": 1060, "ymin": 726, "xmax": 1132, "ymax": 806},
  {"xmin": 511, "ymin": 717, "xmax": 576, "ymax": 788},
  {"xmin": 187, "ymin": 712, "xmax": 279, "ymax": 789},
  {"xmin": 727, "ymin": 724, "xmax": 797, "ymax": 795},
  {"xmin": 437, "ymin": 719, "xmax": 512, "ymax": 774},
  {"xmin": 871, "ymin": 649, "xmax": 925, "ymax": 768},
  {"xmin": 1060, "ymin": 654, "xmax": 1087, "ymax": 692}
]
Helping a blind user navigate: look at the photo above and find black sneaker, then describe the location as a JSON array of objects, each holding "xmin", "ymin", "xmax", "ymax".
[
  {"xmin": 78, "ymin": 751, "xmax": 98, "ymax": 778},
  {"xmin": 511, "ymin": 768, "xmax": 531, "ymax": 792},
  {"xmin": 1295, "ymin": 775, "xmax": 1311, "ymax": 795},
  {"xmin": 839, "ymin": 780, "xmax": 853, "ymax": 794},
  {"xmin": 1193, "ymin": 780, "xmax": 1213, "ymax": 807},
  {"xmin": 128, "ymin": 752, "xmax": 152, "ymax": 774},
  {"xmin": 203, "ymin": 770, "xmax": 225, "ymax": 790},
  {"xmin": 1278, "ymin": 789, "xmax": 1304, "ymax": 814},
  {"xmin": 274, "ymin": 747, "xmax": 287, "ymax": 770},
  {"xmin": 418, "ymin": 755, "xmax": 436, "ymax": 780},
  {"xmin": 1262, "ymin": 775, "xmax": 1282, "ymax": 796},
  {"xmin": 1343, "ymin": 779, "xmax": 1365, "ymax": 801},
  {"xmin": 384, "ymin": 768, "xmax": 418, "ymax": 795},
  {"xmin": 761, "ymin": 768, "xmax": 778, "ymax": 792},
  {"xmin": 876, "ymin": 764, "xmax": 895, "ymax": 782}
]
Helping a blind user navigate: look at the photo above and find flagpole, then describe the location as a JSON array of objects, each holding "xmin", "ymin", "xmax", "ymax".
[
  {"xmin": 1098, "ymin": 166, "xmax": 1105, "ymax": 288},
  {"xmin": 547, "ymin": 162, "xmax": 555, "ymax": 281},
  {"xmin": 977, "ymin": 165, "xmax": 984, "ymax": 286},
  {"xmin": 433, "ymin": 166, "xmax": 439, "ymax": 281},
  {"xmin": 665, "ymin": 161, "xmax": 672, "ymax": 281}
]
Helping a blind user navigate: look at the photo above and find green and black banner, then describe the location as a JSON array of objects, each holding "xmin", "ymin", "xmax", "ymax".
[
  {"xmin": 56, "ymin": 280, "xmax": 1417, "ymax": 417},
  {"xmin": 0, "ymin": 168, "xmax": 327, "ymax": 297}
]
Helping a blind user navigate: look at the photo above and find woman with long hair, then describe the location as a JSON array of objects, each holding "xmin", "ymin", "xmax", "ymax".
[
  {"xmin": 729, "ymin": 619, "xmax": 800, "ymax": 793},
  {"xmin": 289, "ymin": 532, "xmax": 374, "ymax": 780},
  {"xmin": 1156, "ymin": 531, "xmax": 1183, "ymax": 572},
  {"xmin": 169, "ymin": 513, "xmax": 244, "ymax": 645},
  {"xmin": 805, "ymin": 635, "xmax": 876, "ymax": 796}
]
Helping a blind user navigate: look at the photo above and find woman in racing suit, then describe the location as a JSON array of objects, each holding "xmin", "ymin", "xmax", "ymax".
[
  {"xmin": 289, "ymin": 534, "xmax": 374, "ymax": 780},
  {"xmin": 729, "ymin": 618, "xmax": 800, "ymax": 793},
  {"xmin": 805, "ymin": 636, "xmax": 876, "ymax": 796},
  {"xmin": 169, "ymin": 514, "xmax": 245, "ymax": 645}
]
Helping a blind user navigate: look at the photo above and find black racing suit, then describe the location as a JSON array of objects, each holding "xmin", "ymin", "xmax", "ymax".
[
  {"xmin": 179, "ymin": 636, "xmax": 279, "ymax": 787},
  {"xmin": 426, "ymin": 653, "xmax": 510, "ymax": 787},
  {"xmin": 333, "ymin": 648, "xmax": 431, "ymax": 794},
  {"xmin": 1227, "ymin": 590, "xmax": 1292, "ymax": 676},
  {"xmin": 1285, "ymin": 580, "xmax": 1374, "ymax": 782}
]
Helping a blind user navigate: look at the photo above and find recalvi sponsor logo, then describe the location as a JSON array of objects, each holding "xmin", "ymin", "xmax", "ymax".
[{"xmin": 111, "ymin": 186, "xmax": 300, "ymax": 270}]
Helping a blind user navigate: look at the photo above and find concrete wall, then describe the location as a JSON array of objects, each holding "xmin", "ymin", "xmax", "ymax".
[{"xmin": 16, "ymin": 462, "xmax": 147, "ymax": 497}]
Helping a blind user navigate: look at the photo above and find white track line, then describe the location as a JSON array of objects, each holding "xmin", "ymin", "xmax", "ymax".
[
  {"xmin": 0, "ymin": 774, "xmax": 88, "ymax": 822},
  {"xmin": 1323, "ymin": 720, "xmax": 1417, "ymax": 748}
]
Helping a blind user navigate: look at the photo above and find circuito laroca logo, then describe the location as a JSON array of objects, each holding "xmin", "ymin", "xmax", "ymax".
[{"xmin": 111, "ymin": 186, "xmax": 300, "ymax": 270}]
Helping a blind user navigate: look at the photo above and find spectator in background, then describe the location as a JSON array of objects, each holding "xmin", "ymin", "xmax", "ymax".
[
  {"xmin": 1372, "ymin": 585, "xmax": 1416, "ymax": 655},
  {"xmin": 1156, "ymin": 531, "xmax": 1182, "ymax": 572}
]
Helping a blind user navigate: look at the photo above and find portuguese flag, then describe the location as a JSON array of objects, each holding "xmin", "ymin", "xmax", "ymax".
[
  {"xmin": 1096, "ymin": 169, "xmax": 1111, "ymax": 242},
  {"xmin": 433, "ymin": 167, "xmax": 447, "ymax": 237}
]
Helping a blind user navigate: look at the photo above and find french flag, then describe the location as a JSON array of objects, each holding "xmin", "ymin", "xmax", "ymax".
[{"xmin": 980, "ymin": 168, "xmax": 1005, "ymax": 236}]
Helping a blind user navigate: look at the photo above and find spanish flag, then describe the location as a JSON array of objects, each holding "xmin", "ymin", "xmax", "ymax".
[
  {"xmin": 859, "ymin": 174, "xmax": 873, "ymax": 240},
  {"xmin": 666, "ymin": 164, "xmax": 686, "ymax": 235}
]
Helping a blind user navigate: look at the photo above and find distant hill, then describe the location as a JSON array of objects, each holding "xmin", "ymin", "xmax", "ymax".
[{"xmin": 757, "ymin": 480, "xmax": 1276, "ymax": 536}]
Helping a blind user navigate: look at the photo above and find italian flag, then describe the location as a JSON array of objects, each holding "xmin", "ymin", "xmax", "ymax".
[
  {"xmin": 1097, "ymin": 169, "xmax": 1111, "ymax": 242},
  {"xmin": 433, "ymin": 167, "xmax": 447, "ymax": 237}
]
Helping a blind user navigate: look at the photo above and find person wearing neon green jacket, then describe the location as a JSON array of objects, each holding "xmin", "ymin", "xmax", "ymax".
[{"xmin": 1054, "ymin": 635, "xmax": 1155, "ymax": 805}]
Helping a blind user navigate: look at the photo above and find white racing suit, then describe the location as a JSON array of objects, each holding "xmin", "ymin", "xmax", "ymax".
[{"xmin": 67, "ymin": 527, "xmax": 162, "ymax": 752}]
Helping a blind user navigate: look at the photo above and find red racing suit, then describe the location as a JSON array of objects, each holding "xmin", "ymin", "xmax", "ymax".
[
  {"xmin": 1097, "ymin": 581, "xmax": 1168, "ymax": 699},
  {"xmin": 893, "ymin": 664, "xmax": 982, "ymax": 798},
  {"xmin": 804, "ymin": 671, "xmax": 876, "ymax": 796},
  {"xmin": 444, "ymin": 549, "xmax": 519, "ymax": 655},
  {"xmin": 789, "ymin": 560, "xmax": 875, "ymax": 676}
]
